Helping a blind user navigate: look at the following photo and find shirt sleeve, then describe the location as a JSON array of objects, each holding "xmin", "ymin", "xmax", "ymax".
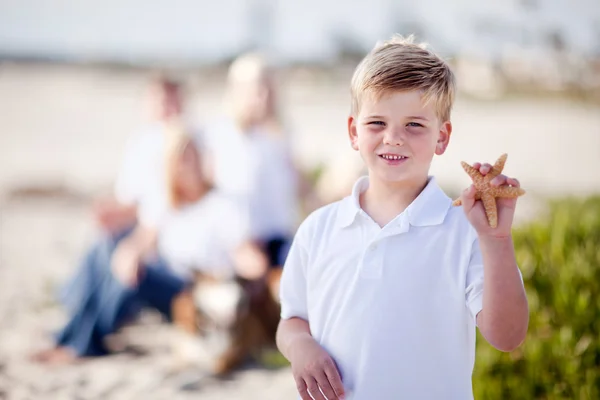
[
  {"xmin": 279, "ymin": 221, "xmax": 310, "ymax": 321},
  {"xmin": 465, "ymin": 236, "xmax": 485, "ymax": 323}
]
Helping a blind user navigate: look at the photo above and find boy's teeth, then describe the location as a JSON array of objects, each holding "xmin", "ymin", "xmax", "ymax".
[{"xmin": 382, "ymin": 154, "xmax": 405, "ymax": 160}]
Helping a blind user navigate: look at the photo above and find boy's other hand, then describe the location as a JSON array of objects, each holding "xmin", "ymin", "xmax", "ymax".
[
  {"xmin": 290, "ymin": 336, "xmax": 346, "ymax": 400},
  {"xmin": 460, "ymin": 162, "xmax": 520, "ymax": 239}
]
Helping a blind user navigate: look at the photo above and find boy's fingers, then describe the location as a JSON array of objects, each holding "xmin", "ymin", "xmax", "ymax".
[
  {"xmin": 459, "ymin": 186, "xmax": 476, "ymax": 214},
  {"xmin": 472, "ymin": 162, "xmax": 481, "ymax": 170},
  {"xmin": 490, "ymin": 175, "xmax": 507, "ymax": 187},
  {"xmin": 479, "ymin": 163, "xmax": 492, "ymax": 175},
  {"xmin": 324, "ymin": 363, "xmax": 346, "ymax": 399},
  {"xmin": 461, "ymin": 185, "xmax": 476, "ymax": 204},
  {"xmin": 305, "ymin": 377, "xmax": 326, "ymax": 400},
  {"xmin": 315, "ymin": 371, "xmax": 339, "ymax": 400},
  {"xmin": 296, "ymin": 379, "xmax": 312, "ymax": 400},
  {"xmin": 507, "ymin": 177, "xmax": 520, "ymax": 187}
]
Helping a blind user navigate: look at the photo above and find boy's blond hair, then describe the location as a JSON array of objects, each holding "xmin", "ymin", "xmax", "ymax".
[{"xmin": 351, "ymin": 35, "xmax": 456, "ymax": 122}]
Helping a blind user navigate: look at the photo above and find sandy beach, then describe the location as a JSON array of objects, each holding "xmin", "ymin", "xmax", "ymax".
[{"xmin": 0, "ymin": 62, "xmax": 598, "ymax": 399}]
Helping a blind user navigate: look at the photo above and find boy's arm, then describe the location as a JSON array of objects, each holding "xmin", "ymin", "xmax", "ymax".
[
  {"xmin": 460, "ymin": 163, "xmax": 529, "ymax": 352},
  {"xmin": 476, "ymin": 236, "xmax": 528, "ymax": 351},
  {"xmin": 276, "ymin": 317, "xmax": 313, "ymax": 361},
  {"xmin": 276, "ymin": 216, "xmax": 345, "ymax": 400}
]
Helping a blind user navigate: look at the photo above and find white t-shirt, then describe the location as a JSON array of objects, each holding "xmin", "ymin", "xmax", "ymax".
[
  {"xmin": 279, "ymin": 176, "xmax": 506, "ymax": 400},
  {"xmin": 156, "ymin": 191, "xmax": 250, "ymax": 280},
  {"xmin": 114, "ymin": 123, "xmax": 167, "ymax": 208},
  {"xmin": 202, "ymin": 118, "xmax": 299, "ymax": 241}
]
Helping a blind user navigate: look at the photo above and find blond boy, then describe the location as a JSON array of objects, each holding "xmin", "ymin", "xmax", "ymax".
[{"xmin": 276, "ymin": 36, "xmax": 528, "ymax": 400}]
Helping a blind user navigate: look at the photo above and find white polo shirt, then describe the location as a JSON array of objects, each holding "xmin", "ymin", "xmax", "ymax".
[{"xmin": 280, "ymin": 176, "xmax": 488, "ymax": 400}]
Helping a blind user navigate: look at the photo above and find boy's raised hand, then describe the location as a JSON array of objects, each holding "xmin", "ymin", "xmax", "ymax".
[
  {"xmin": 459, "ymin": 162, "xmax": 521, "ymax": 238},
  {"xmin": 290, "ymin": 336, "xmax": 346, "ymax": 400}
]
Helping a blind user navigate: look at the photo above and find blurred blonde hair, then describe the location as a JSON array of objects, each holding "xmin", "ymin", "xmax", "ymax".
[
  {"xmin": 227, "ymin": 52, "xmax": 271, "ymax": 85},
  {"xmin": 350, "ymin": 34, "xmax": 456, "ymax": 122},
  {"xmin": 226, "ymin": 52, "xmax": 284, "ymax": 135},
  {"xmin": 164, "ymin": 124, "xmax": 210, "ymax": 208}
]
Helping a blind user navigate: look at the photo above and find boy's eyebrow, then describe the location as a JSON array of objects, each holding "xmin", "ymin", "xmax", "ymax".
[
  {"xmin": 364, "ymin": 115, "xmax": 430, "ymax": 121},
  {"xmin": 406, "ymin": 115, "xmax": 430, "ymax": 121},
  {"xmin": 363, "ymin": 115, "xmax": 431, "ymax": 121}
]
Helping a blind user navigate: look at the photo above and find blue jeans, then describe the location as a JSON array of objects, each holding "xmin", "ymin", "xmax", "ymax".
[{"xmin": 56, "ymin": 230, "xmax": 187, "ymax": 356}]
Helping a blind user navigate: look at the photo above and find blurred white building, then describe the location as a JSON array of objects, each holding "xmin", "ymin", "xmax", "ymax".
[{"xmin": 0, "ymin": 0, "xmax": 598, "ymax": 65}]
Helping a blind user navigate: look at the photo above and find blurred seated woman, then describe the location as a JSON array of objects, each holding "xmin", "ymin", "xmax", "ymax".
[{"xmin": 32, "ymin": 127, "xmax": 267, "ymax": 364}]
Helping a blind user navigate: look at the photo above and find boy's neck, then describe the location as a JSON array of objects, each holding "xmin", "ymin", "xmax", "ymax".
[{"xmin": 360, "ymin": 175, "xmax": 429, "ymax": 228}]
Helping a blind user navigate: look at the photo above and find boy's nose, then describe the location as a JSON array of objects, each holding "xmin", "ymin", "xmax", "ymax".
[{"xmin": 383, "ymin": 128, "xmax": 405, "ymax": 146}]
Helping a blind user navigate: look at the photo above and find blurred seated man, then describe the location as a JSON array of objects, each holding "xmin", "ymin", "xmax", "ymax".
[
  {"xmin": 91, "ymin": 74, "xmax": 184, "ymax": 235},
  {"xmin": 58, "ymin": 75, "xmax": 188, "ymax": 311}
]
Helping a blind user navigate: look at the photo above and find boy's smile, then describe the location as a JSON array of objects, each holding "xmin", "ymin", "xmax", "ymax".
[
  {"xmin": 378, "ymin": 153, "xmax": 409, "ymax": 165},
  {"xmin": 348, "ymin": 89, "xmax": 451, "ymax": 188}
]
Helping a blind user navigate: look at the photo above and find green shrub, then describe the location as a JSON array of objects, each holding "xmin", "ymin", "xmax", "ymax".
[{"xmin": 473, "ymin": 197, "xmax": 600, "ymax": 399}]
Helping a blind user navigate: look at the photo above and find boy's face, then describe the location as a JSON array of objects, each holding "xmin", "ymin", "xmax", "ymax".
[{"xmin": 348, "ymin": 89, "xmax": 451, "ymax": 186}]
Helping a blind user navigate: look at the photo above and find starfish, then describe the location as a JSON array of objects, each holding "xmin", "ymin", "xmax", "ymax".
[{"xmin": 452, "ymin": 153, "xmax": 526, "ymax": 228}]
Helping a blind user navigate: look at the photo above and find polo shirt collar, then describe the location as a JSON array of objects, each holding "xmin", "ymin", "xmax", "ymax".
[{"xmin": 336, "ymin": 175, "xmax": 451, "ymax": 228}]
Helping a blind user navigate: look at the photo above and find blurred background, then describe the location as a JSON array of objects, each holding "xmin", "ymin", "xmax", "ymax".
[{"xmin": 0, "ymin": 0, "xmax": 599, "ymax": 399}]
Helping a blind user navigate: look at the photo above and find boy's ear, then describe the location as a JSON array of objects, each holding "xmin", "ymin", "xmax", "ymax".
[
  {"xmin": 435, "ymin": 121, "xmax": 452, "ymax": 155},
  {"xmin": 348, "ymin": 116, "xmax": 359, "ymax": 151}
]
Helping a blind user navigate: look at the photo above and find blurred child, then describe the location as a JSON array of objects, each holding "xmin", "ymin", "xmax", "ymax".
[
  {"xmin": 202, "ymin": 52, "xmax": 306, "ymax": 271},
  {"xmin": 276, "ymin": 35, "xmax": 529, "ymax": 400},
  {"xmin": 33, "ymin": 129, "xmax": 264, "ymax": 364}
]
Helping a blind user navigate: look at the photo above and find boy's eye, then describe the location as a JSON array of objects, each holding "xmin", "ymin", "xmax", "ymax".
[
  {"xmin": 368, "ymin": 121, "xmax": 385, "ymax": 126},
  {"xmin": 407, "ymin": 122, "xmax": 424, "ymax": 127}
]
